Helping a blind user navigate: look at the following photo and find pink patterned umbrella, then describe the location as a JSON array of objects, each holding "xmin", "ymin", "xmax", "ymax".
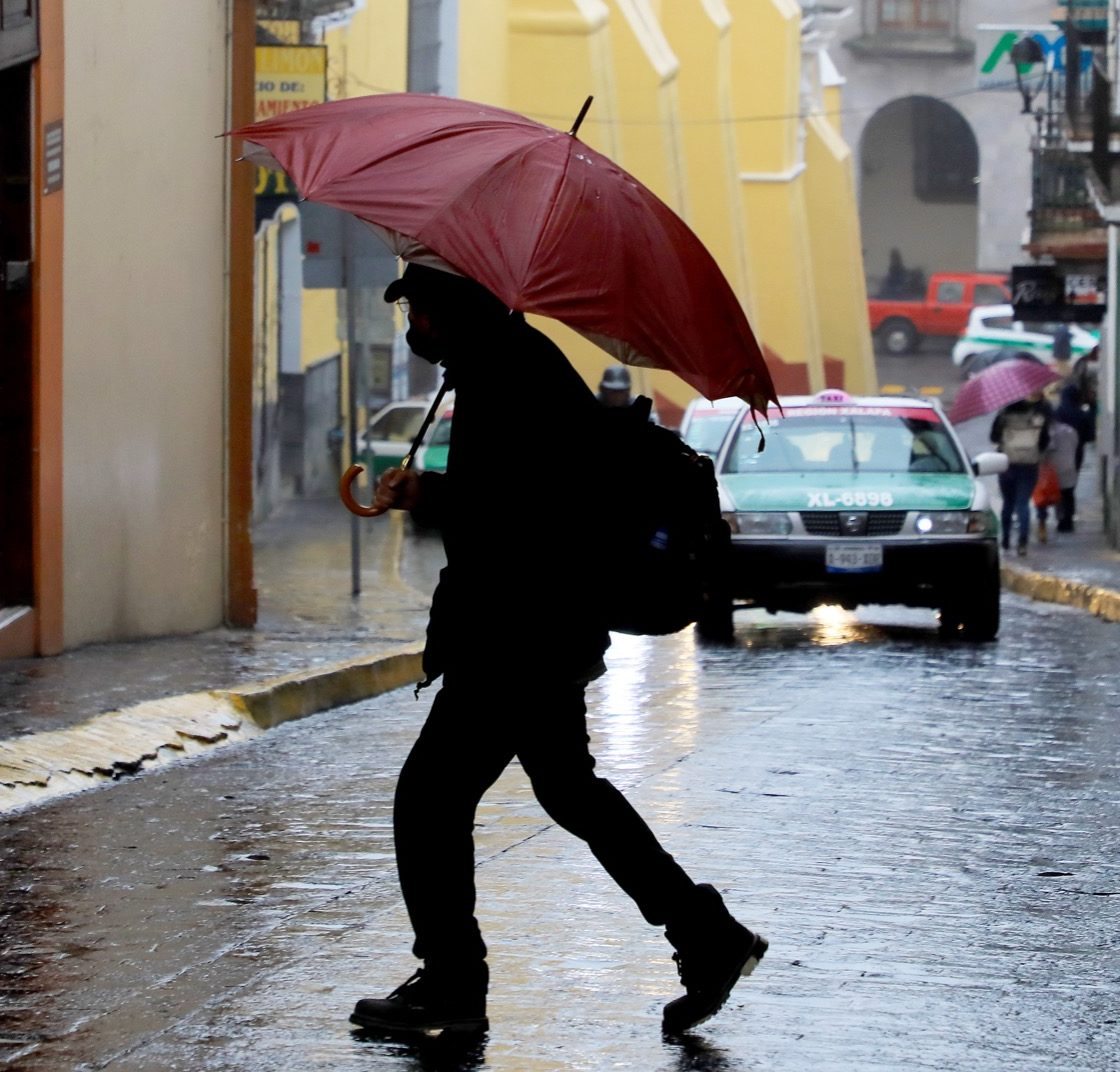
[{"xmin": 947, "ymin": 359, "xmax": 1062, "ymax": 424}]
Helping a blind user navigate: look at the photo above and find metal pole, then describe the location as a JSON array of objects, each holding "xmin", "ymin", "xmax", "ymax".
[{"xmin": 343, "ymin": 216, "xmax": 361, "ymax": 596}]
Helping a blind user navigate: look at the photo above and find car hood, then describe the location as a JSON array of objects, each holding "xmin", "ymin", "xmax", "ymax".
[{"xmin": 719, "ymin": 471, "xmax": 978, "ymax": 511}]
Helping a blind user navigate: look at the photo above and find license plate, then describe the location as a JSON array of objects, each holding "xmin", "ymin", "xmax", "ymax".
[{"xmin": 826, "ymin": 543, "xmax": 883, "ymax": 573}]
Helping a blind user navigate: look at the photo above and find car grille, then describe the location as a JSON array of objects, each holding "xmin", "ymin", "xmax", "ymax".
[{"xmin": 800, "ymin": 511, "xmax": 908, "ymax": 537}]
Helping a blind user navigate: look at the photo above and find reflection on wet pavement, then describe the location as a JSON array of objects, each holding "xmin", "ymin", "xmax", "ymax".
[{"xmin": 3, "ymin": 585, "xmax": 1120, "ymax": 1068}]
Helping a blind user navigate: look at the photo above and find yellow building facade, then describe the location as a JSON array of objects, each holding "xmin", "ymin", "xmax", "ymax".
[{"xmin": 291, "ymin": 0, "xmax": 873, "ymax": 434}]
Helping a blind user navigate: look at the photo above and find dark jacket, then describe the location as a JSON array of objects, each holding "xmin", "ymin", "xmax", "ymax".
[
  {"xmin": 414, "ymin": 317, "xmax": 611, "ymax": 685},
  {"xmin": 1055, "ymin": 383, "xmax": 1096, "ymax": 448}
]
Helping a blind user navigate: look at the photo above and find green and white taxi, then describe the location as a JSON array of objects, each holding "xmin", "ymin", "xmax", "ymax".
[
  {"xmin": 712, "ymin": 390, "xmax": 1008, "ymax": 640},
  {"xmin": 951, "ymin": 304, "xmax": 1097, "ymax": 371}
]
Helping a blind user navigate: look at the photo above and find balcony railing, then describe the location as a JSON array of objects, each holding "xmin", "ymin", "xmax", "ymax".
[
  {"xmin": 1028, "ymin": 145, "xmax": 1107, "ymax": 256},
  {"xmin": 1055, "ymin": 0, "xmax": 1109, "ymax": 37},
  {"xmin": 256, "ymin": 1, "xmax": 355, "ymax": 18}
]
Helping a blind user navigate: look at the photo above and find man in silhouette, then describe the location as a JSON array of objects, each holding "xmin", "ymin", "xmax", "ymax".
[{"xmin": 349, "ymin": 263, "xmax": 766, "ymax": 1037}]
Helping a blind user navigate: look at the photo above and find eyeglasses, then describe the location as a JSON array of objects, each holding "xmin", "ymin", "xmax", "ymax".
[{"xmin": 395, "ymin": 298, "xmax": 410, "ymax": 312}]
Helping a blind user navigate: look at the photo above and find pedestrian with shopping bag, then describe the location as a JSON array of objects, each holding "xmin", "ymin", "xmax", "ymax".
[{"xmin": 1035, "ymin": 418, "xmax": 1080, "ymax": 537}]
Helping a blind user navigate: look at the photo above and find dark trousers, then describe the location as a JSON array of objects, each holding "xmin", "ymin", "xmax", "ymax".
[
  {"xmin": 998, "ymin": 462, "xmax": 1039, "ymax": 546},
  {"xmin": 393, "ymin": 679, "xmax": 698, "ymax": 965}
]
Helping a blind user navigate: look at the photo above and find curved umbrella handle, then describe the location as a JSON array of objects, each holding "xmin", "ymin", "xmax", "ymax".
[{"xmin": 339, "ymin": 464, "xmax": 380, "ymax": 517}]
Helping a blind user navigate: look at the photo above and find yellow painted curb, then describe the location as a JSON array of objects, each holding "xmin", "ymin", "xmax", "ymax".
[
  {"xmin": 0, "ymin": 643, "xmax": 424, "ymax": 815},
  {"xmin": 1001, "ymin": 565, "xmax": 1120, "ymax": 623},
  {"xmin": 228, "ymin": 646, "xmax": 423, "ymax": 729}
]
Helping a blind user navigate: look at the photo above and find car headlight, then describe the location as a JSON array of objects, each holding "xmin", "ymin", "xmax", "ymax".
[
  {"xmin": 913, "ymin": 511, "xmax": 989, "ymax": 535},
  {"xmin": 723, "ymin": 511, "xmax": 793, "ymax": 536}
]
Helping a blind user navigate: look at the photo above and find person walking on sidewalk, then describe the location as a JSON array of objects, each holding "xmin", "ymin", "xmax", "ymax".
[
  {"xmin": 1030, "ymin": 416, "xmax": 1075, "ymax": 539},
  {"xmin": 1055, "ymin": 377, "xmax": 1097, "ymax": 481},
  {"xmin": 991, "ymin": 393, "xmax": 1051, "ymax": 556},
  {"xmin": 349, "ymin": 263, "xmax": 767, "ymax": 1038}
]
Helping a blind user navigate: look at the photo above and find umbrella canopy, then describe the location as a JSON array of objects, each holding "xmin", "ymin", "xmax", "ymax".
[
  {"xmin": 229, "ymin": 93, "xmax": 776, "ymax": 411},
  {"xmin": 947, "ymin": 358, "xmax": 1062, "ymax": 424}
]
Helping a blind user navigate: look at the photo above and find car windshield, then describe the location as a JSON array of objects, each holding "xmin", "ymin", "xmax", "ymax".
[
  {"xmin": 978, "ymin": 314, "xmax": 1014, "ymax": 330},
  {"xmin": 682, "ymin": 410, "xmax": 739, "ymax": 457},
  {"xmin": 428, "ymin": 413, "xmax": 453, "ymax": 446},
  {"xmin": 722, "ymin": 412, "xmax": 966, "ymax": 475},
  {"xmin": 367, "ymin": 405, "xmax": 426, "ymax": 442}
]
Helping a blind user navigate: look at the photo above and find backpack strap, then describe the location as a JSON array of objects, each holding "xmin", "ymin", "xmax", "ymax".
[{"xmin": 400, "ymin": 376, "xmax": 449, "ymax": 471}]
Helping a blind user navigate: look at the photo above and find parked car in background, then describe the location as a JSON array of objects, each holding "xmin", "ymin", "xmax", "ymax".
[
  {"xmin": 358, "ymin": 392, "xmax": 452, "ymax": 479},
  {"xmin": 357, "ymin": 399, "xmax": 429, "ymax": 480},
  {"xmin": 710, "ymin": 389, "xmax": 1008, "ymax": 640},
  {"xmin": 414, "ymin": 402, "xmax": 453, "ymax": 474},
  {"xmin": 678, "ymin": 396, "xmax": 743, "ymax": 458},
  {"xmin": 950, "ymin": 305, "xmax": 1098, "ymax": 370},
  {"xmin": 868, "ymin": 271, "xmax": 1010, "ymax": 355}
]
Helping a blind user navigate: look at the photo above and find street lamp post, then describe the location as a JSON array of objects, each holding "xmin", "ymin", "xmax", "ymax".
[{"xmin": 1010, "ymin": 36, "xmax": 1046, "ymax": 115}]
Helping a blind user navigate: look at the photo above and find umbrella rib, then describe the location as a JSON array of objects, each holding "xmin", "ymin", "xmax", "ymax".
[{"xmin": 515, "ymin": 136, "xmax": 576, "ymax": 289}]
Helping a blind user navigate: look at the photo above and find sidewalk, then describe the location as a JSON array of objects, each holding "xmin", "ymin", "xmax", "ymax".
[
  {"xmin": 3, "ymin": 453, "xmax": 1120, "ymax": 812},
  {"xmin": 0, "ymin": 498, "xmax": 438, "ymax": 809},
  {"xmin": 997, "ymin": 446, "xmax": 1120, "ymax": 619}
]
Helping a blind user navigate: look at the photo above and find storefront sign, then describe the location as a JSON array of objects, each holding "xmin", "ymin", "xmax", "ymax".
[
  {"xmin": 254, "ymin": 45, "xmax": 327, "ymax": 198},
  {"xmin": 977, "ymin": 25, "xmax": 1091, "ymax": 91},
  {"xmin": 1011, "ymin": 264, "xmax": 1106, "ymax": 323},
  {"xmin": 255, "ymin": 46, "xmax": 327, "ymax": 120}
]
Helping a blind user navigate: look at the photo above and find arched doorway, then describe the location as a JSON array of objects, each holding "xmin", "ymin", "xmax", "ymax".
[{"xmin": 860, "ymin": 96, "xmax": 980, "ymax": 298}]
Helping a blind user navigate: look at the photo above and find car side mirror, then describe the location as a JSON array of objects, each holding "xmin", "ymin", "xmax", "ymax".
[{"xmin": 972, "ymin": 451, "xmax": 1009, "ymax": 476}]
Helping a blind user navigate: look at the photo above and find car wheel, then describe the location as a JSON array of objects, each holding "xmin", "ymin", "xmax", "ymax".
[
  {"xmin": 940, "ymin": 570, "xmax": 1000, "ymax": 642},
  {"xmin": 878, "ymin": 318, "xmax": 919, "ymax": 355}
]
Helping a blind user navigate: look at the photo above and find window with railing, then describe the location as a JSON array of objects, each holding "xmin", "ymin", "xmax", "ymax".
[{"xmin": 877, "ymin": 0, "xmax": 951, "ymax": 32}]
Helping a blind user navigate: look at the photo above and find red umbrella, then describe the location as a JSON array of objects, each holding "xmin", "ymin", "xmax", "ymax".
[
  {"xmin": 228, "ymin": 93, "xmax": 776, "ymax": 411},
  {"xmin": 947, "ymin": 358, "xmax": 1063, "ymax": 424}
]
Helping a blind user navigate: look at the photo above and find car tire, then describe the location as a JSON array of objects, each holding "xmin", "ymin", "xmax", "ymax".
[
  {"xmin": 878, "ymin": 318, "xmax": 919, "ymax": 355},
  {"xmin": 940, "ymin": 569, "xmax": 1000, "ymax": 642}
]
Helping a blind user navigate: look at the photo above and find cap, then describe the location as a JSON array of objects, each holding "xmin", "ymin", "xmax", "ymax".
[
  {"xmin": 599, "ymin": 365, "xmax": 631, "ymax": 391},
  {"xmin": 386, "ymin": 262, "xmax": 444, "ymax": 303},
  {"xmin": 384, "ymin": 262, "xmax": 494, "ymax": 305}
]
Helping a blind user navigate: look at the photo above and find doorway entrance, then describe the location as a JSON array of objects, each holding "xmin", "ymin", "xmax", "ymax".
[
  {"xmin": 0, "ymin": 63, "xmax": 34, "ymax": 618},
  {"xmin": 860, "ymin": 95, "xmax": 980, "ymax": 297}
]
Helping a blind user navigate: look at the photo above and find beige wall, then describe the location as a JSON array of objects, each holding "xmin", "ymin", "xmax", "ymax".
[{"xmin": 62, "ymin": 2, "xmax": 229, "ymax": 645}]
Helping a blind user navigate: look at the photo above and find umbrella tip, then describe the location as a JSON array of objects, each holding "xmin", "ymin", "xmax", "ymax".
[{"xmin": 568, "ymin": 96, "xmax": 594, "ymax": 138}]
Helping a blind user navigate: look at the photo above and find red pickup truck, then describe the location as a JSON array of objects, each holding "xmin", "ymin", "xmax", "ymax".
[{"xmin": 868, "ymin": 271, "xmax": 1010, "ymax": 355}]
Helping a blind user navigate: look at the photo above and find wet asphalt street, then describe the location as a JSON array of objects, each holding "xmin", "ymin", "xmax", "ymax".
[{"xmin": 3, "ymin": 593, "xmax": 1120, "ymax": 1071}]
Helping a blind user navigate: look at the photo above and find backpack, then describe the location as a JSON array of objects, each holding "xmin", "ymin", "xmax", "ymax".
[{"xmin": 597, "ymin": 396, "xmax": 732, "ymax": 637}]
